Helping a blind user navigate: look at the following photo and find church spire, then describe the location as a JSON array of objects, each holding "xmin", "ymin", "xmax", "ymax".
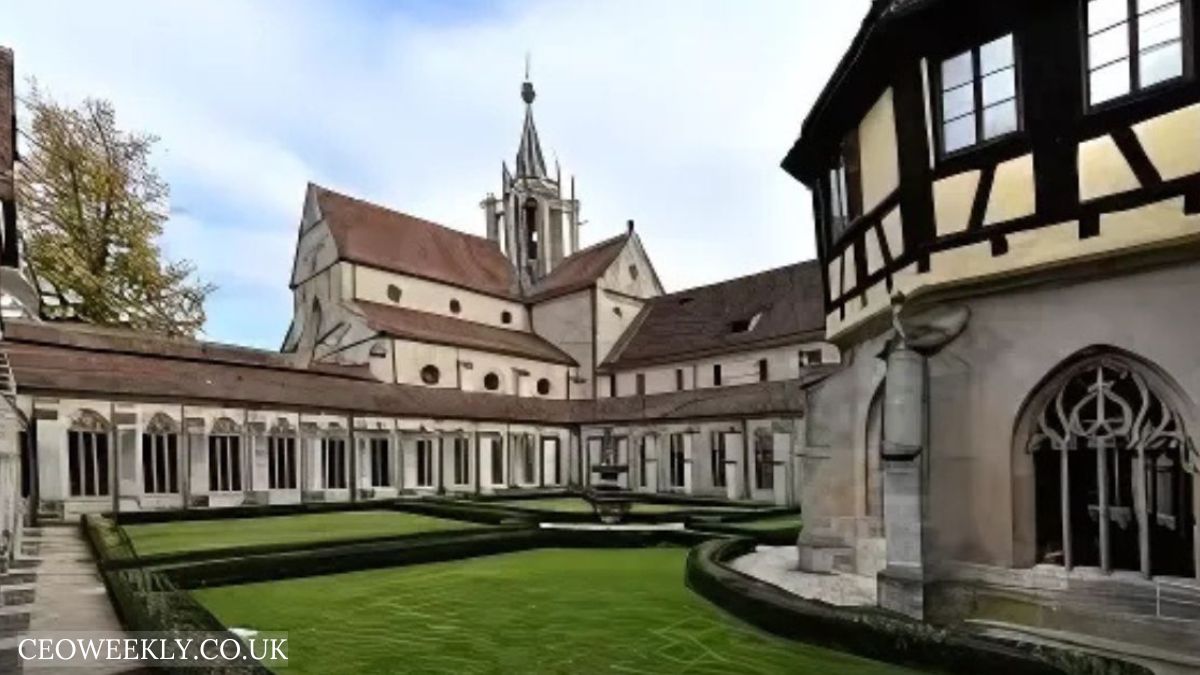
[{"xmin": 514, "ymin": 60, "xmax": 548, "ymax": 180}]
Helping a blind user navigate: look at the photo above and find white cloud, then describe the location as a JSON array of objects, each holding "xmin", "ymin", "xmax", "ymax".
[{"xmin": 7, "ymin": 0, "xmax": 869, "ymax": 347}]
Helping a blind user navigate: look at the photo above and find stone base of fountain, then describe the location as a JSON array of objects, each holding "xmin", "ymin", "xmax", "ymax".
[{"xmin": 586, "ymin": 464, "xmax": 632, "ymax": 524}]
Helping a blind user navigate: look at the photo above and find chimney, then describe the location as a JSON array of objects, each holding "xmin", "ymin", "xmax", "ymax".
[{"xmin": 626, "ymin": 219, "xmax": 634, "ymax": 234}]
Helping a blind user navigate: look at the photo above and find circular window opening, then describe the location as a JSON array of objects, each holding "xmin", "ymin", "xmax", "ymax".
[
  {"xmin": 449, "ymin": 299, "xmax": 462, "ymax": 314},
  {"xmin": 612, "ymin": 306, "xmax": 623, "ymax": 318},
  {"xmin": 536, "ymin": 378, "xmax": 551, "ymax": 396},
  {"xmin": 386, "ymin": 284, "xmax": 402, "ymax": 302},
  {"xmin": 628, "ymin": 264, "xmax": 639, "ymax": 280},
  {"xmin": 420, "ymin": 365, "xmax": 440, "ymax": 385},
  {"xmin": 501, "ymin": 310, "xmax": 513, "ymax": 325},
  {"xmin": 483, "ymin": 372, "xmax": 501, "ymax": 391}
]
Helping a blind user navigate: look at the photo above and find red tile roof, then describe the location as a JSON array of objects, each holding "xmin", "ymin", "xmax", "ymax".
[
  {"xmin": 314, "ymin": 185, "xmax": 518, "ymax": 298},
  {"xmin": 525, "ymin": 234, "xmax": 630, "ymax": 302},
  {"xmin": 356, "ymin": 301, "xmax": 576, "ymax": 365},
  {"xmin": 602, "ymin": 261, "xmax": 827, "ymax": 369}
]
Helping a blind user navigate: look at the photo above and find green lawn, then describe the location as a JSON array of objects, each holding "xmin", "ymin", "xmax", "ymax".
[
  {"xmin": 195, "ymin": 548, "xmax": 921, "ymax": 674},
  {"xmin": 124, "ymin": 510, "xmax": 475, "ymax": 556},
  {"xmin": 734, "ymin": 514, "xmax": 804, "ymax": 531}
]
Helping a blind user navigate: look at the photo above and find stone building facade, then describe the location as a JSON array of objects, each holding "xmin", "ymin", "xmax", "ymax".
[{"xmin": 782, "ymin": 0, "xmax": 1200, "ymax": 656}]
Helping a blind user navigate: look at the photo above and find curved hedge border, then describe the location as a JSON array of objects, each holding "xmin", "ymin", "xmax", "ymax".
[
  {"xmin": 82, "ymin": 516, "xmax": 273, "ymax": 675},
  {"xmin": 112, "ymin": 500, "xmax": 385, "ymax": 525},
  {"xmin": 688, "ymin": 522, "xmax": 800, "ymax": 546},
  {"xmin": 684, "ymin": 538, "xmax": 1152, "ymax": 675}
]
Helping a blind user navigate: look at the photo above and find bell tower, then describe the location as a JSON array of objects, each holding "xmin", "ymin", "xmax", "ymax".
[{"xmin": 482, "ymin": 63, "xmax": 581, "ymax": 290}]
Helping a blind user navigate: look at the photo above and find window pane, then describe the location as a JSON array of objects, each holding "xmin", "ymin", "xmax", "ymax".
[
  {"xmin": 1139, "ymin": 40, "xmax": 1183, "ymax": 87},
  {"xmin": 1138, "ymin": 0, "xmax": 1174, "ymax": 12},
  {"xmin": 1138, "ymin": 3, "xmax": 1181, "ymax": 49},
  {"xmin": 1089, "ymin": 24, "xmax": 1130, "ymax": 68},
  {"xmin": 943, "ymin": 113, "xmax": 977, "ymax": 153},
  {"xmin": 1089, "ymin": 0, "xmax": 1129, "ymax": 33},
  {"xmin": 1090, "ymin": 58, "xmax": 1131, "ymax": 104},
  {"xmin": 980, "ymin": 34, "xmax": 1014, "ymax": 74},
  {"xmin": 982, "ymin": 68, "xmax": 1016, "ymax": 106},
  {"xmin": 941, "ymin": 51, "xmax": 974, "ymax": 90},
  {"xmin": 983, "ymin": 100, "xmax": 1019, "ymax": 139},
  {"xmin": 942, "ymin": 83, "xmax": 975, "ymax": 120}
]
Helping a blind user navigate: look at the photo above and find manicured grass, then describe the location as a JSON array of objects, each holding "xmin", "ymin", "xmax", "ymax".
[
  {"xmin": 124, "ymin": 510, "xmax": 476, "ymax": 556},
  {"xmin": 733, "ymin": 514, "xmax": 804, "ymax": 531},
  {"xmin": 195, "ymin": 548, "xmax": 921, "ymax": 674}
]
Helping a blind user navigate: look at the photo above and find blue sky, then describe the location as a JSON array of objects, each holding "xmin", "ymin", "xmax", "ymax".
[{"xmin": 6, "ymin": 0, "xmax": 868, "ymax": 349}]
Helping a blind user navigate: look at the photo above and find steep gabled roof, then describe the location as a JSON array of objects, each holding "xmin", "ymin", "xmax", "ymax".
[
  {"xmin": 356, "ymin": 301, "xmax": 576, "ymax": 365},
  {"xmin": 314, "ymin": 184, "xmax": 518, "ymax": 298},
  {"xmin": 602, "ymin": 261, "xmax": 826, "ymax": 370},
  {"xmin": 526, "ymin": 234, "xmax": 630, "ymax": 302}
]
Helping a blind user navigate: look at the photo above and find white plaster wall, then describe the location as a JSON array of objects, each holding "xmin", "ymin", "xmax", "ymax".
[
  {"xmin": 459, "ymin": 348, "xmax": 569, "ymax": 400},
  {"xmin": 392, "ymin": 339, "xmax": 462, "ymax": 389},
  {"xmin": 610, "ymin": 341, "xmax": 838, "ymax": 396},
  {"xmin": 353, "ymin": 265, "xmax": 528, "ymax": 330},
  {"xmin": 596, "ymin": 291, "xmax": 645, "ymax": 365},
  {"xmin": 530, "ymin": 290, "xmax": 594, "ymax": 399}
]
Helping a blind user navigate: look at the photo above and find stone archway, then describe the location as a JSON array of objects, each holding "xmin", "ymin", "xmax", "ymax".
[{"xmin": 1017, "ymin": 350, "xmax": 1198, "ymax": 579}]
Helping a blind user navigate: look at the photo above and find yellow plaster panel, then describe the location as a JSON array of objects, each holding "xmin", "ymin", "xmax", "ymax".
[
  {"xmin": 984, "ymin": 154, "xmax": 1036, "ymax": 225},
  {"xmin": 1078, "ymin": 134, "xmax": 1140, "ymax": 201},
  {"xmin": 828, "ymin": 255, "xmax": 842, "ymax": 299},
  {"xmin": 1133, "ymin": 102, "xmax": 1200, "ymax": 181},
  {"xmin": 859, "ymin": 88, "xmax": 901, "ymax": 213},
  {"xmin": 881, "ymin": 206, "xmax": 904, "ymax": 257},
  {"xmin": 825, "ymin": 197, "xmax": 1200, "ymax": 342},
  {"xmin": 865, "ymin": 228, "xmax": 885, "ymax": 276},
  {"xmin": 933, "ymin": 170, "xmax": 980, "ymax": 237}
]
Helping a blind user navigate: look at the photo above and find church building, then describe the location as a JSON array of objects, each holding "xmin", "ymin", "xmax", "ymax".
[{"xmin": 0, "ymin": 59, "xmax": 835, "ymax": 541}]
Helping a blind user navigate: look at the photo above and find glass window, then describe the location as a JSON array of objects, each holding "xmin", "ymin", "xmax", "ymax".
[
  {"xmin": 827, "ymin": 130, "xmax": 861, "ymax": 243},
  {"xmin": 1087, "ymin": 0, "xmax": 1186, "ymax": 106},
  {"xmin": 937, "ymin": 34, "xmax": 1020, "ymax": 155}
]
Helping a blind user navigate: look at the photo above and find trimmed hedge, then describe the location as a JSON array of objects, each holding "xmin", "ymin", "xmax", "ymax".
[
  {"xmin": 389, "ymin": 499, "xmax": 539, "ymax": 525},
  {"xmin": 684, "ymin": 538, "xmax": 1152, "ymax": 675},
  {"xmin": 108, "ymin": 523, "xmax": 502, "ymax": 570},
  {"xmin": 688, "ymin": 522, "xmax": 800, "ymax": 546},
  {"xmin": 159, "ymin": 526, "xmax": 716, "ymax": 589},
  {"xmin": 81, "ymin": 516, "xmax": 273, "ymax": 675},
  {"xmin": 113, "ymin": 499, "xmax": 385, "ymax": 525}
]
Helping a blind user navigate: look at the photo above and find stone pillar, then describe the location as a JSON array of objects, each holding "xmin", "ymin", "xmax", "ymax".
[{"xmin": 877, "ymin": 345, "xmax": 927, "ymax": 620}]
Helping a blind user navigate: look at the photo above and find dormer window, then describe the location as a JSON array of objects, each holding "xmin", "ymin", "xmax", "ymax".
[
  {"xmin": 827, "ymin": 131, "xmax": 861, "ymax": 243},
  {"xmin": 936, "ymin": 34, "xmax": 1019, "ymax": 155},
  {"xmin": 1086, "ymin": 0, "xmax": 1187, "ymax": 106},
  {"xmin": 729, "ymin": 312, "xmax": 763, "ymax": 334}
]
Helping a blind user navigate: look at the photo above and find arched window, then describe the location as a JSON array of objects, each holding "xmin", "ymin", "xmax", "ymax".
[
  {"xmin": 208, "ymin": 417, "xmax": 242, "ymax": 492},
  {"xmin": 68, "ymin": 409, "xmax": 110, "ymax": 497},
  {"xmin": 420, "ymin": 365, "xmax": 441, "ymax": 385},
  {"xmin": 484, "ymin": 372, "xmax": 501, "ymax": 391},
  {"xmin": 142, "ymin": 413, "xmax": 179, "ymax": 494},
  {"xmin": 524, "ymin": 198, "xmax": 539, "ymax": 261},
  {"xmin": 268, "ymin": 419, "xmax": 297, "ymax": 490},
  {"xmin": 1021, "ymin": 353, "xmax": 1197, "ymax": 578}
]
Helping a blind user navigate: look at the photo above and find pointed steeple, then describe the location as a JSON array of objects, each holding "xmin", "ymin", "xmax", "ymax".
[{"xmin": 514, "ymin": 67, "xmax": 548, "ymax": 180}]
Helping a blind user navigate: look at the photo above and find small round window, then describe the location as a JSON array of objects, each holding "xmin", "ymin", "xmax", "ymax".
[
  {"xmin": 386, "ymin": 284, "xmax": 402, "ymax": 302},
  {"xmin": 628, "ymin": 264, "xmax": 639, "ymax": 280},
  {"xmin": 449, "ymin": 299, "xmax": 462, "ymax": 314},
  {"xmin": 612, "ymin": 306, "xmax": 623, "ymax": 318},
  {"xmin": 483, "ymin": 372, "xmax": 501, "ymax": 391},
  {"xmin": 420, "ymin": 365, "xmax": 440, "ymax": 385},
  {"xmin": 501, "ymin": 310, "xmax": 513, "ymax": 325},
  {"xmin": 536, "ymin": 378, "xmax": 551, "ymax": 396}
]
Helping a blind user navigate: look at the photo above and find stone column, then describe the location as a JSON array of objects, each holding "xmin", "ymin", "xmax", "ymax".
[{"xmin": 877, "ymin": 344, "xmax": 927, "ymax": 620}]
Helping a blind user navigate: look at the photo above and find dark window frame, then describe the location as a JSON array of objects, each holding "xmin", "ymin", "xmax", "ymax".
[
  {"xmin": 1082, "ymin": 0, "xmax": 1195, "ymax": 110},
  {"xmin": 930, "ymin": 32, "xmax": 1025, "ymax": 160},
  {"xmin": 711, "ymin": 433, "xmax": 727, "ymax": 489},
  {"xmin": 712, "ymin": 364, "xmax": 723, "ymax": 387},
  {"xmin": 369, "ymin": 437, "xmax": 391, "ymax": 487},
  {"xmin": 824, "ymin": 129, "xmax": 863, "ymax": 247},
  {"xmin": 141, "ymin": 432, "xmax": 179, "ymax": 494},
  {"xmin": 636, "ymin": 373, "xmax": 646, "ymax": 396}
]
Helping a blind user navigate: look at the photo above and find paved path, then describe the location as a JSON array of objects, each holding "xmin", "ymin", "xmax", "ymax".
[
  {"xmin": 17, "ymin": 524, "xmax": 141, "ymax": 673},
  {"xmin": 728, "ymin": 545, "xmax": 876, "ymax": 607}
]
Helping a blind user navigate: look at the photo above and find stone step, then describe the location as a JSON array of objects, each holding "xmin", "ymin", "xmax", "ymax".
[
  {"xmin": 0, "ymin": 583, "xmax": 34, "ymax": 605},
  {"xmin": 967, "ymin": 618, "xmax": 1200, "ymax": 673},
  {"xmin": 10, "ymin": 557, "xmax": 41, "ymax": 570},
  {"xmin": 0, "ymin": 605, "xmax": 30, "ymax": 636},
  {"xmin": 0, "ymin": 570, "xmax": 37, "ymax": 586}
]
